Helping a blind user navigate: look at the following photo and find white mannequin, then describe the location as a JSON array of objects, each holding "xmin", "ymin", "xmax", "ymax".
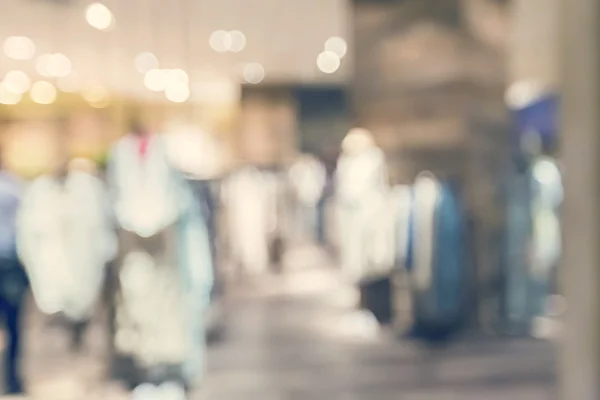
[{"xmin": 335, "ymin": 128, "xmax": 389, "ymax": 283}]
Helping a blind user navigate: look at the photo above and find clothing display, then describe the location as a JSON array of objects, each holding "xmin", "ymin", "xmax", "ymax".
[
  {"xmin": 222, "ymin": 166, "xmax": 277, "ymax": 277},
  {"xmin": 106, "ymin": 133, "xmax": 213, "ymax": 389},
  {"xmin": 335, "ymin": 138, "xmax": 389, "ymax": 284},
  {"xmin": 406, "ymin": 173, "xmax": 466, "ymax": 331},
  {"xmin": 17, "ymin": 170, "xmax": 116, "ymax": 322},
  {"xmin": 289, "ymin": 155, "xmax": 327, "ymax": 242}
]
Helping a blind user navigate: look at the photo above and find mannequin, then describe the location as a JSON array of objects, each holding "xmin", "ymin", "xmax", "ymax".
[
  {"xmin": 222, "ymin": 164, "xmax": 276, "ymax": 279},
  {"xmin": 17, "ymin": 151, "xmax": 116, "ymax": 351},
  {"xmin": 106, "ymin": 120, "xmax": 213, "ymax": 391},
  {"xmin": 336, "ymin": 128, "xmax": 389, "ymax": 284}
]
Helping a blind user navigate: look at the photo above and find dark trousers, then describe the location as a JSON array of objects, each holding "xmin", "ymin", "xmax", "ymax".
[
  {"xmin": 0, "ymin": 260, "xmax": 27, "ymax": 394},
  {"xmin": 359, "ymin": 276, "xmax": 393, "ymax": 325},
  {"xmin": 0, "ymin": 294, "xmax": 23, "ymax": 391}
]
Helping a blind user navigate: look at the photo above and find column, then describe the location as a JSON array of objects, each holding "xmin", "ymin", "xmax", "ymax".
[{"xmin": 559, "ymin": 0, "xmax": 600, "ymax": 397}]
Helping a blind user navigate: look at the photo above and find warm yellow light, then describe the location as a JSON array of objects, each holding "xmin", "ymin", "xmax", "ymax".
[
  {"xmin": 86, "ymin": 3, "xmax": 115, "ymax": 31},
  {"xmin": 30, "ymin": 81, "xmax": 57, "ymax": 104},
  {"xmin": 3, "ymin": 70, "xmax": 31, "ymax": 94},
  {"xmin": 135, "ymin": 52, "xmax": 159, "ymax": 73},
  {"xmin": 82, "ymin": 84, "xmax": 110, "ymax": 104},
  {"xmin": 242, "ymin": 63, "xmax": 265, "ymax": 84},
  {"xmin": 324, "ymin": 37, "xmax": 348, "ymax": 58},
  {"xmin": 317, "ymin": 51, "xmax": 341, "ymax": 74},
  {"xmin": 3, "ymin": 36, "xmax": 35, "ymax": 60},
  {"xmin": 0, "ymin": 83, "xmax": 22, "ymax": 105}
]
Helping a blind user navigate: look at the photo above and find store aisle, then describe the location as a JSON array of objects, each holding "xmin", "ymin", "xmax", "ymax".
[{"xmin": 1, "ymin": 245, "xmax": 556, "ymax": 399}]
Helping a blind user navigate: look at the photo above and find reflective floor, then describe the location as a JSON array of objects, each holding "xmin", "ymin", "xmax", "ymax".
[{"xmin": 11, "ymin": 246, "xmax": 556, "ymax": 399}]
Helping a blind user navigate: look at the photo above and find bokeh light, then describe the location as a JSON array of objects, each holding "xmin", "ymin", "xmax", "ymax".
[
  {"xmin": 242, "ymin": 63, "xmax": 265, "ymax": 84},
  {"xmin": 324, "ymin": 36, "xmax": 348, "ymax": 58},
  {"xmin": 30, "ymin": 81, "xmax": 57, "ymax": 104},
  {"xmin": 82, "ymin": 84, "xmax": 111, "ymax": 108},
  {"xmin": 209, "ymin": 30, "xmax": 231, "ymax": 53},
  {"xmin": 135, "ymin": 52, "xmax": 159, "ymax": 74},
  {"xmin": 0, "ymin": 83, "xmax": 22, "ymax": 105},
  {"xmin": 317, "ymin": 51, "xmax": 341, "ymax": 74},
  {"xmin": 144, "ymin": 69, "xmax": 167, "ymax": 92},
  {"xmin": 229, "ymin": 31, "xmax": 247, "ymax": 53},
  {"xmin": 3, "ymin": 70, "xmax": 31, "ymax": 94},
  {"xmin": 3, "ymin": 36, "xmax": 35, "ymax": 60},
  {"xmin": 165, "ymin": 84, "xmax": 190, "ymax": 103},
  {"xmin": 86, "ymin": 3, "xmax": 115, "ymax": 31},
  {"xmin": 36, "ymin": 53, "xmax": 72, "ymax": 78}
]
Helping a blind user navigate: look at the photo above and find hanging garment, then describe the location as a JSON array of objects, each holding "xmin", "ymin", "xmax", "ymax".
[
  {"xmin": 289, "ymin": 156, "xmax": 327, "ymax": 242},
  {"xmin": 106, "ymin": 133, "xmax": 213, "ymax": 389},
  {"xmin": 408, "ymin": 174, "xmax": 465, "ymax": 329},
  {"xmin": 335, "ymin": 146, "xmax": 389, "ymax": 284},
  {"xmin": 222, "ymin": 167, "xmax": 275, "ymax": 277},
  {"xmin": 392, "ymin": 185, "xmax": 414, "ymax": 270},
  {"xmin": 17, "ymin": 171, "xmax": 116, "ymax": 322},
  {"xmin": 504, "ymin": 167, "xmax": 534, "ymax": 331},
  {"xmin": 530, "ymin": 157, "xmax": 562, "ymax": 318}
]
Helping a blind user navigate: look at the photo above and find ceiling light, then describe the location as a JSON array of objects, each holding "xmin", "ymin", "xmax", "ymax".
[
  {"xmin": 3, "ymin": 70, "xmax": 31, "ymax": 94},
  {"xmin": 30, "ymin": 81, "xmax": 57, "ymax": 105},
  {"xmin": 86, "ymin": 3, "xmax": 115, "ymax": 31},
  {"xmin": 144, "ymin": 69, "xmax": 167, "ymax": 92},
  {"xmin": 317, "ymin": 51, "xmax": 341, "ymax": 74},
  {"xmin": 3, "ymin": 36, "xmax": 35, "ymax": 60},
  {"xmin": 228, "ymin": 31, "xmax": 247, "ymax": 53},
  {"xmin": 135, "ymin": 52, "xmax": 159, "ymax": 74},
  {"xmin": 209, "ymin": 30, "xmax": 231, "ymax": 53},
  {"xmin": 242, "ymin": 63, "xmax": 265, "ymax": 84},
  {"xmin": 0, "ymin": 83, "xmax": 22, "ymax": 105},
  {"xmin": 324, "ymin": 37, "xmax": 348, "ymax": 58}
]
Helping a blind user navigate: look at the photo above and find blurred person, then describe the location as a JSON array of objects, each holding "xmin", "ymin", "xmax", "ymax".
[
  {"xmin": 288, "ymin": 154, "xmax": 327, "ymax": 243},
  {"xmin": 0, "ymin": 152, "xmax": 27, "ymax": 394},
  {"xmin": 335, "ymin": 128, "xmax": 389, "ymax": 285},
  {"xmin": 222, "ymin": 165, "xmax": 276, "ymax": 280},
  {"xmin": 106, "ymin": 120, "xmax": 213, "ymax": 391},
  {"xmin": 17, "ymin": 151, "xmax": 117, "ymax": 352}
]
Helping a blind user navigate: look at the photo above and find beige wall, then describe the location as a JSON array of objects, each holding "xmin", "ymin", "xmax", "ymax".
[{"xmin": 509, "ymin": 0, "xmax": 560, "ymax": 88}]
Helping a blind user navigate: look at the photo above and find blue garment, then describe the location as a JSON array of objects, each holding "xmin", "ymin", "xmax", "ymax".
[
  {"xmin": 407, "ymin": 181, "xmax": 465, "ymax": 327},
  {"xmin": 431, "ymin": 183, "xmax": 464, "ymax": 321},
  {"xmin": 0, "ymin": 172, "xmax": 22, "ymax": 261},
  {"xmin": 504, "ymin": 169, "xmax": 534, "ymax": 329}
]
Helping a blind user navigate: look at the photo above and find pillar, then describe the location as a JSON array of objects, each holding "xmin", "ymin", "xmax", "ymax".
[
  {"xmin": 351, "ymin": 0, "xmax": 509, "ymax": 330},
  {"xmin": 559, "ymin": 0, "xmax": 600, "ymax": 397}
]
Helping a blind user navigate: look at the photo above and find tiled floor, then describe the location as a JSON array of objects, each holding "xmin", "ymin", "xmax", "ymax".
[{"xmin": 4, "ymin": 246, "xmax": 557, "ymax": 399}]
